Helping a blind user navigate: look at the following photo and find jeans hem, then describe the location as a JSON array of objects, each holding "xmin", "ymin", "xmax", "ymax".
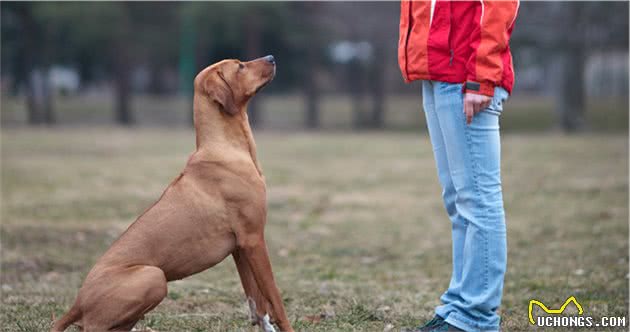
[{"xmin": 445, "ymin": 312, "xmax": 500, "ymax": 332}]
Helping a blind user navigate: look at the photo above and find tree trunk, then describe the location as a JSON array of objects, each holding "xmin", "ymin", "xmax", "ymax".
[
  {"xmin": 114, "ymin": 60, "xmax": 133, "ymax": 125},
  {"xmin": 303, "ymin": 2, "xmax": 321, "ymax": 129},
  {"xmin": 304, "ymin": 43, "xmax": 320, "ymax": 129},
  {"xmin": 42, "ymin": 68, "xmax": 55, "ymax": 125},
  {"xmin": 555, "ymin": 49, "xmax": 586, "ymax": 132},
  {"xmin": 178, "ymin": 15, "xmax": 196, "ymax": 127},
  {"xmin": 14, "ymin": 4, "xmax": 46, "ymax": 125},
  {"xmin": 24, "ymin": 68, "xmax": 54, "ymax": 125},
  {"xmin": 26, "ymin": 69, "xmax": 44, "ymax": 125},
  {"xmin": 369, "ymin": 46, "xmax": 386, "ymax": 129},
  {"xmin": 304, "ymin": 74, "xmax": 320, "ymax": 129},
  {"xmin": 244, "ymin": 10, "xmax": 263, "ymax": 128},
  {"xmin": 113, "ymin": 7, "xmax": 134, "ymax": 126},
  {"xmin": 349, "ymin": 59, "xmax": 366, "ymax": 129}
]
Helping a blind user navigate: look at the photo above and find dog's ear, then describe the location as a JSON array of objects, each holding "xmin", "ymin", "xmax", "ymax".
[{"xmin": 207, "ymin": 72, "xmax": 238, "ymax": 115}]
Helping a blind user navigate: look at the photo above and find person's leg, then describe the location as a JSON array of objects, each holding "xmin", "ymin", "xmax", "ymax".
[
  {"xmin": 432, "ymin": 82, "xmax": 509, "ymax": 332},
  {"xmin": 422, "ymin": 82, "xmax": 468, "ymax": 314}
]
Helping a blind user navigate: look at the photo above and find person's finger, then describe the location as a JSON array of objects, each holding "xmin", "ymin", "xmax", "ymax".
[
  {"xmin": 464, "ymin": 99, "xmax": 473, "ymax": 124},
  {"xmin": 473, "ymin": 100, "xmax": 481, "ymax": 115}
]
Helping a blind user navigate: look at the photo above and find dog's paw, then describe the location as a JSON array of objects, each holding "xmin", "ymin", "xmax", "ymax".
[
  {"xmin": 247, "ymin": 297, "xmax": 277, "ymax": 332},
  {"xmin": 260, "ymin": 314, "xmax": 277, "ymax": 332}
]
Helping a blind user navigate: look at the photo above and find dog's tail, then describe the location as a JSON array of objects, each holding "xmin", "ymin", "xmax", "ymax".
[{"xmin": 50, "ymin": 306, "xmax": 81, "ymax": 332}]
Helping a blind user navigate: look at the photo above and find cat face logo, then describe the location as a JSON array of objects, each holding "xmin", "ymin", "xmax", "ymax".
[{"xmin": 528, "ymin": 296, "xmax": 584, "ymax": 325}]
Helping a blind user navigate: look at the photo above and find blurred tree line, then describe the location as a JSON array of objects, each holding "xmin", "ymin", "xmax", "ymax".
[
  {"xmin": 1, "ymin": 1, "xmax": 628, "ymax": 131},
  {"xmin": 2, "ymin": 2, "xmax": 323, "ymax": 126},
  {"xmin": 513, "ymin": 2, "xmax": 629, "ymax": 132}
]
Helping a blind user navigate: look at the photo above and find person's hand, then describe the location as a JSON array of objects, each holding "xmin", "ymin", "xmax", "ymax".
[{"xmin": 463, "ymin": 93, "xmax": 492, "ymax": 124}]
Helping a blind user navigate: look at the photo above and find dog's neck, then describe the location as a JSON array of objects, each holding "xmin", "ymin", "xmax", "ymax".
[{"xmin": 193, "ymin": 95, "xmax": 263, "ymax": 176}]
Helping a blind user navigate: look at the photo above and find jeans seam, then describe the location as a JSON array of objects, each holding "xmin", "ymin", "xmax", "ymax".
[{"xmin": 463, "ymin": 118, "xmax": 490, "ymax": 294}]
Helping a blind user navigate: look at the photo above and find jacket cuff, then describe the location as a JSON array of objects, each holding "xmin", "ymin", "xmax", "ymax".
[{"xmin": 463, "ymin": 80, "xmax": 495, "ymax": 97}]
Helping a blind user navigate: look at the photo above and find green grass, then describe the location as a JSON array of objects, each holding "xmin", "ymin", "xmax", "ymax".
[{"xmin": 1, "ymin": 128, "xmax": 628, "ymax": 331}]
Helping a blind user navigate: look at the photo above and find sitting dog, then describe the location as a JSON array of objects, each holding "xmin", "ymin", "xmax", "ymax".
[{"xmin": 52, "ymin": 56, "xmax": 293, "ymax": 332}]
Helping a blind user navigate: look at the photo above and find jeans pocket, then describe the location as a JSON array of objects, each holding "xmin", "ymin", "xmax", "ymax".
[{"xmin": 483, "ymin": 87, "xmax": 509, "ymax": 116}]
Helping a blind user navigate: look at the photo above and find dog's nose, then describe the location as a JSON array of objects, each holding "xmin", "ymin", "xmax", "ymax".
[{"xmin": 263, "ymin": 55, "xmax": 275, "ymax": 65}]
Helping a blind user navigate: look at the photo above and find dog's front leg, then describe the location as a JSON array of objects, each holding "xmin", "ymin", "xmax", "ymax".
[
  {"xmin": 238, "ymin": 234, "xmax": 294, "ymax": 332},
  {"xmin": 234, "ymin": 250, "xmax": 276, "ymax": 331}
]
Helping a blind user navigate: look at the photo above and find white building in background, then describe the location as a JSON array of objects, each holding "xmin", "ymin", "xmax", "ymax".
[{"xmin": 49, "ymin": 66, "xmax": 80, "ymax": 95}]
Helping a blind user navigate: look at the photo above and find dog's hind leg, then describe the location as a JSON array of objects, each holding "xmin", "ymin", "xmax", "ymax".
[{"xmin": 80, "ymin": 265, "xmax": 167, "ymax": 332}]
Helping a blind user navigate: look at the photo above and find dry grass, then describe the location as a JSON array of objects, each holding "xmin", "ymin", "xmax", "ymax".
[{"xmin": 1, "ymin": 128, "xmax": 628, "ymax": 331}]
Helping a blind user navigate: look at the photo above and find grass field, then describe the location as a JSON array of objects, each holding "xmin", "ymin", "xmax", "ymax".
[{"xmin": 1, "ymin": 128, "xmax": 628, "ymax": 331}]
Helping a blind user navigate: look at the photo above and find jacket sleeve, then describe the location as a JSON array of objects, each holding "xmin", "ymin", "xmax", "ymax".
[{"xmin": 464, "ymin": 0, "xmax": 519, "ymax": 97}]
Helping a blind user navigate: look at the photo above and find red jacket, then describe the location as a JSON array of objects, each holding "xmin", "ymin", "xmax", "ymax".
[{"xmin": 398, "ymin": 0, "xmax": 519, "ymax": 96}]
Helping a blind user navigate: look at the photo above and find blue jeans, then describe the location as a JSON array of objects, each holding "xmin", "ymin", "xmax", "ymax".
[{"xmin": 422, "ymin": 81, "xmax": 508, "ymax": 332}]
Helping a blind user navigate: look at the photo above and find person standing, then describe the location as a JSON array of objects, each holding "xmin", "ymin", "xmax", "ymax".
[{"xmin": 398, "ymin": 1, "xmax": 519, "ymax": 331}]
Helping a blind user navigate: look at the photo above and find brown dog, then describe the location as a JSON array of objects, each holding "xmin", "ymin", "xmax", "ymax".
[{"xmin": 51, "ymin": 56, "xmax": 293, "ymax": 332}]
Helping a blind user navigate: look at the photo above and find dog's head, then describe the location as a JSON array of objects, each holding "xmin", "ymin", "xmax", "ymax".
[{"xmin": 195, "ymin": 56, "xmax": 276, "ymax": 115}]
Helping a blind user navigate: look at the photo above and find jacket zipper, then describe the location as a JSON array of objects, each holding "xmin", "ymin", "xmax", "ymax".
[
  {"xmin": 448, "ymin": 1, "xmax": 453, "ymax": 67},
  {"xmin": 404, "ymin": 1, "xmax": 413, "ymax": 79}
]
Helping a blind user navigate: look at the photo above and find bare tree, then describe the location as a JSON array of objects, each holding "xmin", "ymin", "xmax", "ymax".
[
  {"xmin": 513, "ymin": 2, "xmax": 629, "ymax": 132},
  {"xmin": 322, "ymin": 2, "xmax": 399, "ymax": 129},
  {"xmin": 113, "ymin": 3, "xmax": 134, "ymax": 125},
  {"xmin": 368, "ymin": 44, "xmax": 386, "ymax": 128},
  {"xmin": 11, "ymin": 3, "xmax": 55, "ymax": 125},
  {"xmin": 244, "ymin": 8, "xmax": 263, "ymax": 128},
  {"xmin": 302, "ymin": 2, "xmax": 323, "ymax": 129},
  {"xmin": 113, "ymin": 47, "xmax": 133, "ymax": 125}
]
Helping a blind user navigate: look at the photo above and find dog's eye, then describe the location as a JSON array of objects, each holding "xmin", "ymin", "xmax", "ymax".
[{"xmin": 238, "ymin": 63, "xmax": 245, "ymax": 70}]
